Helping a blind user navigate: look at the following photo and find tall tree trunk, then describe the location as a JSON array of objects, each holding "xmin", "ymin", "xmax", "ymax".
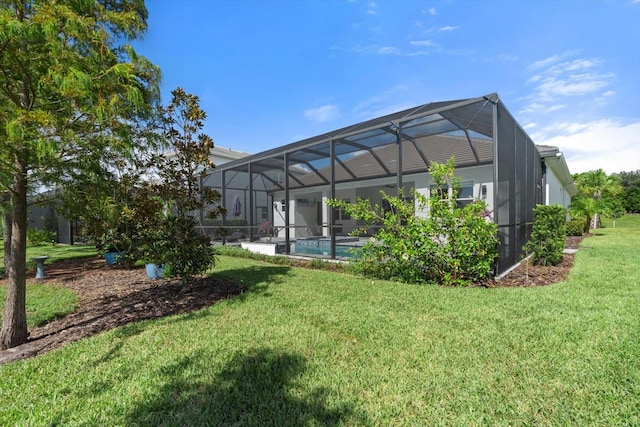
[
  {"xmin": 2, "ymin": 207, "xmax": 11, "ymax": 279},
  {"xmin": 584, "ymin": 214, "xmax": 591, "ymax": 234},
  {"xmin": 1, "ymin": 164, "xmax": 28, "ymax": 349}
]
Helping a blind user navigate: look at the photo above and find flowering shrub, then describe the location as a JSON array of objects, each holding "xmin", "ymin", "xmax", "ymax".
[{"xmin": 328, "ymin": 158, "xmax": 498, "ymax": 285}]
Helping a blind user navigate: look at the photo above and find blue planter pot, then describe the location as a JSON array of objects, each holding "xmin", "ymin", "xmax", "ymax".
[
  {"xmin": 104, "ymin": 251, "xmax": 122, "ymax": 265},
  {"xmin": 145, "ymin": 263, "xmax": 165, "ymax": 279}
]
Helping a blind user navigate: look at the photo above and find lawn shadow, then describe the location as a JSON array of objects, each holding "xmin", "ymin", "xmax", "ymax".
[
  {"xmin": 126, "ymin": 347, "xmax": 368, "ymax": 426},
  {"xmin": 214, "ymin": 265, "xmax": 292, "ymax": 300}
]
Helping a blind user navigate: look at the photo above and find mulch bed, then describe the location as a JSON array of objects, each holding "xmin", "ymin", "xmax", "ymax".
[
  {"xmin": 483, "ymin": 235, "xmax": 584, "ymax": 288},
  {"xmin": 0, "ymin": 259, "xmax": 244, "ymax": 365},
  {"xmin": 0, "ymin": 235, "xmax": 584, "ymax": 365}
]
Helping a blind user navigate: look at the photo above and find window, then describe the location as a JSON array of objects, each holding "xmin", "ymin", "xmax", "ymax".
[
  {"xmin": 430, "ymin": 182, "xmax": 475, "ymax": 208},
  {"xmin": 456, "ymin": 184, "xmax": 474, "ymax": 208},
  {"xmin": 257, "ymin": 206, "xmax": 268, "ymax": 221},
  {"xmin": 333, "ymin": 198, "xmax": 351, "ymax": 221}
]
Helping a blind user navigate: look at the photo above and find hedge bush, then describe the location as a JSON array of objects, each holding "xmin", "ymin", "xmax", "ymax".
[
  {"xmin": 565, "ymin": 219, "xmax": 584, "ymax": 236},
  {"xmin": 526, "ymin": 204, "xmax": 567, "ymax": 265}
]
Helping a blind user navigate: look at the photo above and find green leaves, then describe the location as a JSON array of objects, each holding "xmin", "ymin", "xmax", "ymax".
[
  {"xmin": 526, "ymin": 204, "xmax": 567, "ymax": 266},
  {"xmin": 329, "ymin": 159, "xmax": 498, "ymax": 285},
  {"xmin": 571, "ymin": 169, "xmax": 624, "ymax": 232},
  {"xmin": 0, "ymin": 0, "xmax": 163, "ymax": 349}
]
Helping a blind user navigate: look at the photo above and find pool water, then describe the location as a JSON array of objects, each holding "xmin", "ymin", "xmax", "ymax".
[{"xmin": 291, "ymin": 244, "xmax": 360, "ymax": 258}]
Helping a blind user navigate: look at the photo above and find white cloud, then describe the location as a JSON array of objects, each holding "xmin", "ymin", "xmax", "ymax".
[
  {"xmin": 376, "ymin": 46, "xmax": 400, "ymax": 55},
  {"xmin": 535, "ymin": 72, "xmax": 614, "ymax": 98},
  {"xmin": 595, "ymin": 90, "xmax": 616, "ymax": 103},
  {"xmin": 367, "ymin": 1, "xmax": 377, "ymax": 14},
  {"xmin": 424, "ymin": 7, "xmax": 437, "ymax": 15},
  {"xmin": 531, "ymin": 119, "xmax": 640, "ymax": 174},
  {"xmin": 348, "ymin": 44, "xmax": 432, "ymax": 56},
  {"xmin": 547, "ymin": 58, "xmax": 601, "ymax": 74},
  {"xmin": 353, "ymin": 85, "xmax": 416, "ymax": 119},
  {"xmin": 439, "ymin": 25, "xmax": 460, "ymax": 32},
  {"xmin": 410, "ymin": 40, "xmax": 436, "ymax": 47},
  {"xmin": 523, "ymin": 53, "xmax": 615, "ymax": 114},
  {"xmin": 350, "ymin": 44, "xmax": 400, "ymax": 55},
  {"xmin": 304, "ymin": 105, "xmax": 340, "ymax": 123},
  {"xmin": 546, "ymin": 104, "xmax": 566, "ymax": 112},
  {"xmin": 527, "ymin": 54, "xmax": 564, "ymax": 71}
]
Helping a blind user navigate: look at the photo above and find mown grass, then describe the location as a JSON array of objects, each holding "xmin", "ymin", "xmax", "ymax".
[
  {"xmin": 0, "ymin": 244, "xmax": 96, "ymax": 327},
  {"xmin": 0, "ymin": 243, "xmax": 97, "ymax": 273},
  {"xmin": 0, "ymin": 217, "xmax": 638, "ymax": 425},
  {"xmin": 0, "ymin": 284, "xmax": 78, "ymax": 328}
]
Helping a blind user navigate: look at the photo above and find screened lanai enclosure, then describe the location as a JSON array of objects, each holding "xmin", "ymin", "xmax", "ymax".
[{"xmin": 200, "ymin": 93, "xmax": 544, "ymax": 276}]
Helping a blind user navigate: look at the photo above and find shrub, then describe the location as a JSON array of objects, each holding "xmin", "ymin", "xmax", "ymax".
[
  {"xmin": 161, "ymin": 215, "xmax": 216, "ymax": 287},
  {"xmin": 26, "ymin": 228, "xmax": 57, "ymax": 246},
  {"xmin": 565, "ymin": 219, "xmax": 584, "ymax": 236},
  {"xmin": 526, "ymin": 204, "xmax": 566, "ymax": 265},
  {"xmin": 329, "ymin": 158, "xmax": 499, "ymax": 285}
]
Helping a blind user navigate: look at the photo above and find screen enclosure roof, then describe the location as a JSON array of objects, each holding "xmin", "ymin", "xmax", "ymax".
[{"xmin": 211, "ymin": 93, "xmax": 500, "ymax": 191}]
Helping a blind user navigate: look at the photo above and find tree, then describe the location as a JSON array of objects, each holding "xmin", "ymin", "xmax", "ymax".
[
  {"xmin": 570, "ymin": 169, "xmax": 623, "ymax": 233},
  {"xmin": 151, "ymin": 88, "xmax": 225, "ymax": 288},
  {"xmin": 0, "ymin": 1, "xmax": 160, "ymax": 349},
  {"xmin": 617, "ymin": 170, "xmax": 640, "ymax": 213},
  {"xmin": 1, "ymin": 192, "xmax": 10, "ymax": 278}
]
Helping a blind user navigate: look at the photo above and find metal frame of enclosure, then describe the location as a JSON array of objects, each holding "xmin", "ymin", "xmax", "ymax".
[{"xmin": 201, "ymin": 93, "xmax": 543, "ymax": 276}]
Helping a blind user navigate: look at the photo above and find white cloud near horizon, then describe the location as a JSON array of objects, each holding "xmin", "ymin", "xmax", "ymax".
[
  {"xmin": 304, "ymin": 104, "xmax": 340, "ymax": 123},
  {"xmin": 531, "ymin": 119, "xmax": 640, "ymax": 174}
]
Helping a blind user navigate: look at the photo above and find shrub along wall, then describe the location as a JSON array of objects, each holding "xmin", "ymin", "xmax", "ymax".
[
  {"xmin": 328, "ymin": 158, "xmax": 499, "ymax": 286},
  {"xmin": 565, "ymin": 219, "xmax": 584, "ymax": 236},
  {"xmin": 526, "ymin": 204, "xmax": 567, "ymax": 265}
]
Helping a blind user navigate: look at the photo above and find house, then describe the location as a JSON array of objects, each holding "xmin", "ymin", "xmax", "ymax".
[{"xmin": 201, "ymin": 93, "xmax": 576, "ymax": 276}]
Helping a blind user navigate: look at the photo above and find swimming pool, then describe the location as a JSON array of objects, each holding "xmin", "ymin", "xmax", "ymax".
[{"xmin": 291, "ymin": 243, "xmax": 360, "ymax": 258}]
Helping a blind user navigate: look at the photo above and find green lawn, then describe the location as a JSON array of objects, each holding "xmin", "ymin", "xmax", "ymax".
[
  {"xmin": 0, "ymin": 244, "xmax": 96, "ymax": 327},
  {"xmin": 0, "ymin": 243, "xmax": 97, "ymax": 274},
  {"xmin": 0, "ymin": 218, "xmax": 638, "ymax": 425}
]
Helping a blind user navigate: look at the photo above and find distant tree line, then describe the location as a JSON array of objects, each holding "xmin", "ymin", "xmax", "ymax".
[
  {"xmin": 570, "ymin": 169, "xmax": 639, "ymax": 234},
  {"xmin": 616, "ymin": 170, "xmax": 640, "ymax": 213}
]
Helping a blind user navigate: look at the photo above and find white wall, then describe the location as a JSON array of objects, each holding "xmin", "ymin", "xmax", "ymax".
[
  {"xmin": 545, "ymin": 167, "xmax": 572, "ymax": 210},
  {"xmin": 413, "ymin": 165, "xmax": 494, "ymax": 217}
]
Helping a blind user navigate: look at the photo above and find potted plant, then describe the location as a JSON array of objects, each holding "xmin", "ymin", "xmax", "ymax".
[
  {"xmin": 137, "ymin": 221, "xmax": 172, "ymax": 280},
  {"xmin": 97, "ymin": 230, "xmax": 125, "ymax": 266}
]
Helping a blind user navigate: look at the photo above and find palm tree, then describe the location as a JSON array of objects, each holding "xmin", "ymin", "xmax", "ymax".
[{"xmin": 571, "ymin": 169, "xmax": 623, "ymax": 232}]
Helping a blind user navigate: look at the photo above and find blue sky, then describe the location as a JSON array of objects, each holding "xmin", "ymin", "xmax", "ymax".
[{"xmin": 134, "ymin": 0, "xmax": 640, "ymax": 174}]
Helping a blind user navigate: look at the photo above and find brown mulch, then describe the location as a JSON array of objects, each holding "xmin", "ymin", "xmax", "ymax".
[
  {"xmin": 483, "ymin": 234, "xmax": 585, "ymax": 288},
  {"xmin": 0, "ymin": 259, "xmax": 244, "ymax": 365},
  {"xmin": 0, "ymin": 235, "xmax": 584, "ymax": 365}
]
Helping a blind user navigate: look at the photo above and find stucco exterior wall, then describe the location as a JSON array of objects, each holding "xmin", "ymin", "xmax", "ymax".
[
  {"xmin": 545, "ymin": 166, "xmax": 572, "ymax": 210},
  {"xmin": 272, "ymin": 164, "xmax": 497, "ymax": 236}
]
